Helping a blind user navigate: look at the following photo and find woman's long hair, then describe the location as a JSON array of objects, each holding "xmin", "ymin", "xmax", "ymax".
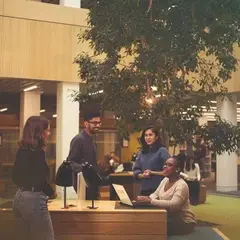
[
  {"xmin": 19, "ymin": 116, "xmax": 49, "ymax": 150},
  {"xmin": 185, "ymin": 156, "xmax": 196, "ymax": 171},
  {"xmin": 139, "ymin": 125, "xmax": 163, "ymax": 154}
]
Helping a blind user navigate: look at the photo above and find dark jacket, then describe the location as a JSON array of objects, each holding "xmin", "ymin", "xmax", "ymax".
[
  {"xmin": 12, "ymin": 148, "xmax": 54, "ymax": 197},
  {"xmin": 67, "ymin": 130, "xmax": 98, "ymax": 192}
]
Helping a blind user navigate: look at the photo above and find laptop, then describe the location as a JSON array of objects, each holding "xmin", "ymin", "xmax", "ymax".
[{"xmin": 112, "ymin": 184, "xmax": 157, "ymax": 209}]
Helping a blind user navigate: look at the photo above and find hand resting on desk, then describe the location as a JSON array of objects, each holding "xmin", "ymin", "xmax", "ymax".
[{"xmin": 136, "ymin": 196, "xmax": 152, "ymax": 204}]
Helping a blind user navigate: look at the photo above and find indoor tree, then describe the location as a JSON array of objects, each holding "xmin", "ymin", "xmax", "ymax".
[{"xmin": 73, "ymin": 0, "xmax": 240, "ymax": 155}]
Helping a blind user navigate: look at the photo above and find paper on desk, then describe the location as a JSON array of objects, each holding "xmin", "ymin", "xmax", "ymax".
[
  {"xmin": 114, "ymin": 164, "xmax": 124, "ymax": 173},
  {"xmin": 77, "ymin": 172, "xmax": 86, "ymax": 201}
]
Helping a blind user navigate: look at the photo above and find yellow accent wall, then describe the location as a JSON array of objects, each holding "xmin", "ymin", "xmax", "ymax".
[{"xmin": 121, "ymin": 132, "xmax": 141, "ymax": 162}]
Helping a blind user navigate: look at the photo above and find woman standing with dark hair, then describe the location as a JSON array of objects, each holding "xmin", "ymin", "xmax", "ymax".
[
  {"xmin": 133, "ymin": 126, "xmax": 170, "ymax": 196},
  {"xmin": 12, "ymin": 116, "xmax": 56, "ymax": 240}
]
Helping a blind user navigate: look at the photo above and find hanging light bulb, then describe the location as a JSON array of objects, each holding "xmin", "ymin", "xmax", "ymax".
[{"xmin": 145, "ymin": 97, "xmax": 154, "ymax": 105}]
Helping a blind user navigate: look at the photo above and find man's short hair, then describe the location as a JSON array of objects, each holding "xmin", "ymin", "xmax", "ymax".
[{"xmin": 83, "ymin": 111, "xmax": 101, "ymax": 121}]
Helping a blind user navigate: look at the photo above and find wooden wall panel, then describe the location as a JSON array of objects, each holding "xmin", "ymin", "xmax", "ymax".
[
  {"xmin": 3, "ymin": 0, "xmax": 88, "ymax": 26},
  {"xmin": 50, "ymin": 212, "xmax": 166, "ymax": 222},
  {"xmin": 0, "ymin": 0, "xmax": 3, "ymax": 15},
  {"xmin": 0, "ymin": 114, "xmax": 19, "ymax": 127},
  {"xmin": 0, "ymin": 0, "xmax": 91, "ymax": 82},
  {"xmin": 0, "ymin": 17, "xmax": 89, "ymax": 82}
]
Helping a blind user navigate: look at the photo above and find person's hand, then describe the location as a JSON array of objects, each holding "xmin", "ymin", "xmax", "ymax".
[
  {"xmin": 49, "ymin": 192, "xmax": 57, "ymax": 199},
  {"xmin": 144, "ymin": 169, "xmax": 153, "ymax": 176},
  {"xmin": 136, "ymin": 196, "xmax": 151, "ymax": 203},
  {"xmin": 143, "ymin": 170, "xmax": 151, "ymax": 178}
]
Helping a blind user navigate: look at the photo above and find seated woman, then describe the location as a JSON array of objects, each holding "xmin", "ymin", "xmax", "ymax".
[
  {"xmin": 137, "ymin": 156, "xmax": 196, "ymax": 236},
  {"xmin": 180, "ymin": 156, "xmax": 201, "ymax": 205}
]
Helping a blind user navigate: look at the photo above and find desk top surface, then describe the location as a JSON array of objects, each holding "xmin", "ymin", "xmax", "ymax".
[
  {"xmin": 48, "ymin": 200, "xmax": 166, "ymax": 213},
  {"xmin": 0, "ymin": 199, "xmax": 166, "ymax": 214}
]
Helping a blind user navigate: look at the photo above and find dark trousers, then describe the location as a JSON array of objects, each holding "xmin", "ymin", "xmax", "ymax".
[
  {"xmin": 185, "ymin": 180, "xmax": 200, "ymax": 205},
  {"xmin": 167, "ymin": 214, "xmax": 195, "ymax": 235},
  {"xmin": 140, "ymin": 189, "xmax": 156, "ymax": 196}
]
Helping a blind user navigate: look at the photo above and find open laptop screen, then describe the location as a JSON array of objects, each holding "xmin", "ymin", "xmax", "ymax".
[{"xmin": 112, "ymin": 184, "xmax": 133, "ymax": 206}]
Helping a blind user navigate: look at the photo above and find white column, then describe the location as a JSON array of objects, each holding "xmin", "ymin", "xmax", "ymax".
[
  {"xmin": 198, "ymin": 116, "xmax": 212, "ymax": 179},
  {"xmin": 60, "ymin": 0, "xmax": 81, "ymax": 8},
  {"xmin": 20, "ymin": 91, "xmax": 41, "ymax": 137},
  {"xmin": 56, "ymin": 82, "xmax": 79, "ymax": 199},
  {"xmin": 216, "ymin": 95, "xmax": 238, "ymax": 192}
]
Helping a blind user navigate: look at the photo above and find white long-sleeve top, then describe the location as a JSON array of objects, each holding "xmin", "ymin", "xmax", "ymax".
[
  {"xmin": 150, "ymin": 177, "xmax": 196, "ymax": 224},
  {"xmin": 180, "ymin": 163, "xmax": 201, "ymax": 181}
]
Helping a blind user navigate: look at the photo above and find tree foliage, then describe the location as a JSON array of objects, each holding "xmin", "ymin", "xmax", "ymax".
[{"xmin": 73, "ymin": 0, "xmax": 240, "ymax": 154}]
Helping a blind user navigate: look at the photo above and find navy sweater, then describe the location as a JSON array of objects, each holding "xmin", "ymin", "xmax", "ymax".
[{"xmin": 133, "ymin": 146, "xmax": 170, "ymax": 191}]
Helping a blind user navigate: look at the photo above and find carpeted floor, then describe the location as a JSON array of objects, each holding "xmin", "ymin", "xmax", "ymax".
[
  {"xmin": 192, "ymin": 194, "xmax": 240, "ymax": 240},
  {"xmin": 168, "ymin": 227, "xmax": 225, "ymax": 240}
]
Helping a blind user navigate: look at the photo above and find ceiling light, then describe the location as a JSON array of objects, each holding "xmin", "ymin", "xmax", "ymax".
[
  {"xmin": 52, "ymin": 114, "xmax": 57, "ymax": 118},
  {"xmin": 40, "ymin": 109, "xmax": 46, "ymax": 113},
  {"xmin": 203, "ymin": 112, "xmax": 215, "ymax": 116},
  {"xmin": 0, "ymin": 108, "xmax": 8, "ymax": 112},
  {"xmin": 209, "ymin": 101, "xmax": 240, "ymax": 105},
  {"xmin": 23, "ymin": 85, "xmax": 38, "ymax": 92}
]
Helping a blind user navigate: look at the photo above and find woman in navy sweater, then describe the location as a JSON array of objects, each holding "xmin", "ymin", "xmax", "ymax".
[{"xmin": 133, "ymin": 125, "xmax": 170, "ymax": 196}]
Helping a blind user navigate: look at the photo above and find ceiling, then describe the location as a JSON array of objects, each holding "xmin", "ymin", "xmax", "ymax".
[
  {"xmin": 0, "ymin": 78, "xmax": 85, "ymax": 117},
  {"xmin": 0, "ymin": 78, "xmax": 57, "ymax": 95},
  {"xmin": 0, "ymin": 78, "xmax": 58, "ymax": 115}
]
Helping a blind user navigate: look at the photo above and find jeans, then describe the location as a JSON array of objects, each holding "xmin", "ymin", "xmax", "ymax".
[{"xmin": 13, "ymin": 189, "xmax": 54, "ymax": 240}]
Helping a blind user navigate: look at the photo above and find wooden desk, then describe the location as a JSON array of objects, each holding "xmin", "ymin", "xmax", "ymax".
[
  {"xmin": 0, "ymin": 200, "xmax": 167, "ymax": 240},
  {"xmin": 109, "ymin": 172, "xmax": 141, "ymax": 200}
]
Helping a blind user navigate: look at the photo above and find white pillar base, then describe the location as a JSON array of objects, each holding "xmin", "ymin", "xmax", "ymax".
[{"xmin": 216, "ymin": 152, "xmax": 238, "ymax": 192}]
